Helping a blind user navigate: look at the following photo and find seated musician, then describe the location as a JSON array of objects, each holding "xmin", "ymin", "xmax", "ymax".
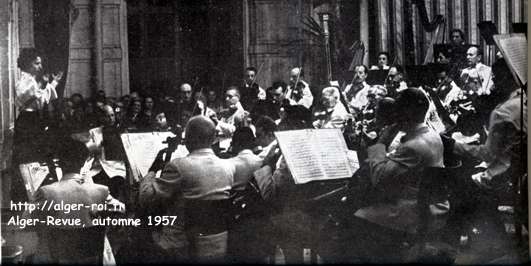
[
  {"xmin": 90, "ymin": 105, "xmax": 127, "ymax": 202},
  {"xmin": 252, "ymin": 106, "xmax": 319, "ymax": 264},
  {"xmin": 452, "ymin": 58, "xmax": 526, "ymax": 197},
  {"xmin": 431, "ymin": 64, "xmax": 463, "ymax": 107},
  {"xmin": 241, "ymin": 66, "xmax": 267, "ymax": 111},
  {"xmin": 225, "ymin": 127, "xmax": 270, "ymax": 262},
  {"xmin": 344, "ymin": 65, "xmax": 371, "ymax": 113},
  {"xmin": 251, "ymin": 81, "xmax": 286, "ymax": 122},
  {"xmin": 459, "ymin": 46, "xmax": 493, "ymax": 96},
  {"xmin": 313, "ymin": 86, "xmax": 350, "ymax": 131},
  {"xmin": 254, "ymin": 115, "xmax": 278, "ymax": 158},
  {"xmin": 386, "ymin": 65, "xmax": 408, "ymax": 96},
  {"xmin": 285, "ymin": 67, "xmax": 314, "ymax": 109},
  {"xmin": 370, "ymin": 51, "xmax": 391, "ymax": 70},
  {"xmin": 348, "ymin": 88, "xmax": 444, "ymax": 262},
  {"xmin": 29, "ymin": 138, "xmax": 124, "ymax": 264},
  {"xmin": 139, "ymin": 116, "xmax": 235, "ymax": 263},
  {"xmin": 211, "ymin": 86, "xmax": 246, "ymax": 138}
]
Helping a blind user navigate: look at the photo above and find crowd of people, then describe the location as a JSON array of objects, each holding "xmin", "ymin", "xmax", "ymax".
[{"xmin": 8, "ymin": 25, "xmax": 527, "ymax": 264}]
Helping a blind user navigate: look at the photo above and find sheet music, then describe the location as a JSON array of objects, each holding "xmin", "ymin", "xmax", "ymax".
[
  {"xmin": 121, "ymin": 132, "xmax": 189, "ymax": 181},
  {"xmin": 18, "ymin": 162, "xmax": 50, "ymax": 201},
  {"xmin": 275, "ymin": 129, "xmax": 352, "ymax": 184},
  {"xmin": 312, "ymin": 129, "xmax": 353, "ymax": 180},
  {"xmin": 493, "ymin": 34, "xmax": 527, "ymax": 85},
  {"xmin": 275, "ymin": 130, "xmax": 322, "ymax": 184}
]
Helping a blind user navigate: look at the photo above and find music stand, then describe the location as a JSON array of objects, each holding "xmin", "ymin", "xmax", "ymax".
[
  {"xmin": 512, "ymin": 23, "xmax": 527, "ymax": 38},
  {"xmin": 433, "ymin": 44, "xmax": 453, "ymax": 63},
  {"xmin": 366, "ymin": 69, "xmax": 389, "ymax": 86},
  {"xmin": 405, "ymin": 65, "xmax": 435, "ymax": 88},
  {"xmin": 478, "ymin": 21, "xmax": 498, "ymax": 64},
  {"xmin": 478, "ymin": 21, "xmax": 498, "ymax": 45}
]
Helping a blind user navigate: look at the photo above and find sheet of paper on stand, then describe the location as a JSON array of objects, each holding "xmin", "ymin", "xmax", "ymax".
[
  {"xmin": 88, "ymin": 127, "xmax": 104, "ymax": 152},
  {"xmin": 99, "ymin": 158, "xmax": 127, "ymax": 179},
  {"xmin": 218, "ymin": 137, "xmax": 232, "ymax": 151},
  {"xmin": 18, "ymin": 162, "xmax": 50, "ymax": 201},
  {"xmin": 121, "ymin": 132, "xmax": 189, "ymax": 181},
  {"xmin": 347, "ymin": 150, "xmax": 360, "ymax": 174},
  {"xmin": 275, "ymin": 128, "xmax": 353, "ymax": 184},
  {"xmin": 493, "ymin": 33, "xmax": 527, "ymax": 85}
]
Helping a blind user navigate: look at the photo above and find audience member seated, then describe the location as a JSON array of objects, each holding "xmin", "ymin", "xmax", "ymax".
[
  {"xmin": 124, "ymin": 99, "xmax": 142, "ymax": 131},
  {"xmin": 206, "ymin": 89, "xmax": 223, "ymax": 114},
  {"xmin": 138, "ymin": 96, "xmax": 156, "ymax": 131},
  {"xmin": 149, "ymin": 109, "xmax": 171, "ymax": 132}
]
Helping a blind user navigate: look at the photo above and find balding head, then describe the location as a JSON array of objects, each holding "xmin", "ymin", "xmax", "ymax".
[
  {"xmin": 180, "ymin": 83, "xmax": 193, "ymax": 102},
  {"xmin": 184, "ymin": 115, "xmax": 216, "ymax": 151},
  {"xmin": 289, "ymin": 67, "xmax": 303, "ymax": 84},
  {"xmin": 102, "ymin": 104, "xmax": 115, "ymax": 126},
  {"xmin": 466, "ymin": 46, "xmax": 481, "ymax": 67}
]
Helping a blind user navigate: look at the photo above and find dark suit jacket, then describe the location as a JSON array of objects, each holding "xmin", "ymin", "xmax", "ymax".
[{"xmin": 355, "ymin": 124, "xmax": 444, "ymax": 233}]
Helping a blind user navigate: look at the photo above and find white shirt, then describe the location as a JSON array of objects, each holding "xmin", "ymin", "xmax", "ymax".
[
  {"xmin": 285, "ymin": 80, "xmax": 314, "ymax": 109},
  {"xmin": 15, "ymin": 71, "xmax": 58, "ymax": 111},
  {"xmin": 460, "ymin": 63, "xmax": 494, "ymax": 95}
]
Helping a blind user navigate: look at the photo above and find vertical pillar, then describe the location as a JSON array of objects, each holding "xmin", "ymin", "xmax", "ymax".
[
  {"xmin": 393, "ymin": 0, "xmax": 404, "ymax": 64},
  {"xmin": 95, "ymin": 0, "xmax": 103, "ymax": 93},
  {"xmin": 376, "ymin": 0, "xmax": 389, "ymax": 53},
  {"xmin": 360, "ymin": 0, "xmax": 369, "ymax": 66}
]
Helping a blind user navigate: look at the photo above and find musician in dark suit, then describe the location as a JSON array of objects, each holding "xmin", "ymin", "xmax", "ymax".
[
  {"xmin": 251, "ymin": 81, "xmax": 286, "ymax": 121},
  {"xmin": 332, "ymin": 88, "xmax": 445, "ymax": 263},
  {"xmin": 241, "ymin": 66, "xmax": 266, "ymax": 111},
  {"xmin": 30, "ymin": 138, "xmax": 123, "ymax": 265},
  {"xmin": 226, "ymin": 127, "xmax": 272, "ymax": 263},
  {"xmin": 139, "ymin": 115, "xmax": 235, "ymax": 263}
]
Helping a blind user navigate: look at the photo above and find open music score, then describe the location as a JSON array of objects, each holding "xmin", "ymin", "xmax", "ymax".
[
  {"xmin": 493, "ymin": 33, "xmax": 527, "ymax": 86},
  {"xmin": 18, "ymin": 162, "xmax": 50, "ymax": 201},
  {"xmin": 121, "ymin": 132, "xmax": 189, "ymax": 181},
  {"xmin": 274, "ymin": 129, "xmax": 357, "ymax": 184}
]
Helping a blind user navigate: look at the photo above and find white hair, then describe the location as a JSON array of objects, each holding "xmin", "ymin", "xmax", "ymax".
[{"xmin": 322, "ymin": 86, "xmax": 340, "ymax": 99}]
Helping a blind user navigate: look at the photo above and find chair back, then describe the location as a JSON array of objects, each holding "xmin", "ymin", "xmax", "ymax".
[{"xmin": 184, "ymin": 199, "xmax": 232, "ymax": 236}]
